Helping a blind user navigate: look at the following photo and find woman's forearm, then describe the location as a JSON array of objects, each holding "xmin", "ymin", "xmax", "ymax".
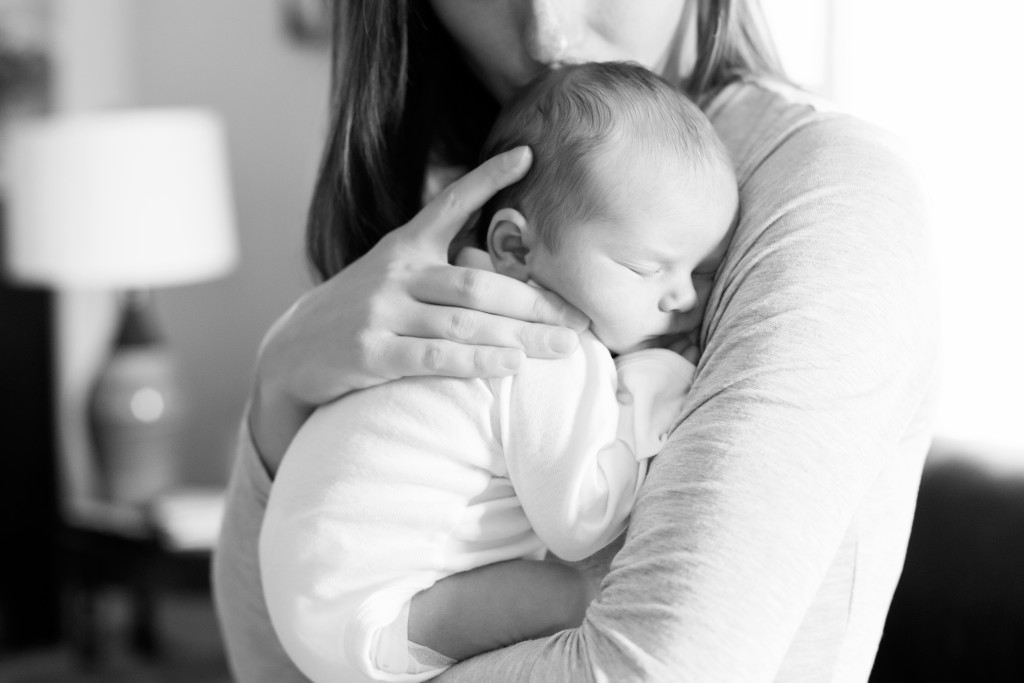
[{"xmin": 245, "ymin": 302, "xmax": 329, "ymax": 475}]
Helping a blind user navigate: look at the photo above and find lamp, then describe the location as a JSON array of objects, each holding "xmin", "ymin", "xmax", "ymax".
[{"xmin": 3, "ymin": 108, "xmax": 238, "ymax": 504}]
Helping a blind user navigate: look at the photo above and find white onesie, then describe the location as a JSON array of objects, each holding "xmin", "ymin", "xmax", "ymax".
[{"xmin": 259, "ymin": 331, "xmax": 694, "ymax": 683}]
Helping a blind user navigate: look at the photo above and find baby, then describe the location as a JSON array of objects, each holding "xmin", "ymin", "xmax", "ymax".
[{"xmin": 259, "ymin": 62, "xmax": 738, "ymax": 682}]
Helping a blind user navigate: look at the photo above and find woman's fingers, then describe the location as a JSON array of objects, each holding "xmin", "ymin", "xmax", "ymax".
[
  {"xmin": 412, "ymin": 263, "xmax": 589, "ymax": 332},
  {"xmin": 408, "ymin": 146, "xmax": 533, "ymax": 250},
  {"xmin": 400, "ymin": 304, "xmax": 580, "ymax": 359},
  {"xmin": 377, "ymin": 336, "xmax": 527, "ymax": 380}
]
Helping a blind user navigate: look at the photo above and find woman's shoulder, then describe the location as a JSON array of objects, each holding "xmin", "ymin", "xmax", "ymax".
[
  {"xmin": 706, "ymin": 76, "xmax": 914, "ymax": 188},
  {"xmin": 705, "ymin": 76, "xmax": 931, "ymax": 302}
]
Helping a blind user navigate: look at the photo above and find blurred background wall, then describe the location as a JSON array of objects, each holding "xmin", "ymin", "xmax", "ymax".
[
  {"xmin": 762, "ymin": 2, "xmax": 1024, "ymax": 679},
  {"xmin": 48, "ymin": 0, "xmax": 1024, "ymax": 513},
  {"xmin": 53, "ymin": 0, "xmax": 327, "ymax": 505},
  {"xmin": 764, "ymin": 0, "xmax": 1024, "ymax": 470}
]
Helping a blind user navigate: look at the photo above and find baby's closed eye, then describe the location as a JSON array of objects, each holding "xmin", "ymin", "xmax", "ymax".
[{"xmin": 620, "ymin": 261, "xmax": 662, "ymax": 278}]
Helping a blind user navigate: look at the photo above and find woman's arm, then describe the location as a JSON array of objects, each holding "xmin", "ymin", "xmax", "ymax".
[
  {"xmin": 249, "ymin": 147, "xmax": 589, "ymax": 472},
  {"xmin": 437, "ymin": 113, "xmax": 939, "ymax": 682},
  {"xmin": 409, "ymin": 559, "xmax": 593, "ymax": 662}
]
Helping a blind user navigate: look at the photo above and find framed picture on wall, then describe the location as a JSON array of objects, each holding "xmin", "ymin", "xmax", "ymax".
[{"xmin": 282, "ymin": 0, "xmax": 330, "ymax": 45}]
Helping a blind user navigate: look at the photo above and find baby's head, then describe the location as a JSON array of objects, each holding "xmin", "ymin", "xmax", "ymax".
[{"xmin": 467, "ymin": 61, "xmax": 738, "ymax": 355}]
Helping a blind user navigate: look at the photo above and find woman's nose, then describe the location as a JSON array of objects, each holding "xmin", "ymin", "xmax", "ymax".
[
  {"xmin": 659, "ymin": 282, "xmax": 698, "ymax": 313},
  {"xmin": 525, "ymin": 0, "xmax": 585, "ymax": 65}
]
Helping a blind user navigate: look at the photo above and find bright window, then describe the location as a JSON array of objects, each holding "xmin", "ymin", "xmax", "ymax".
[{"xmin": 762, "ymin": 0, "xmax": 1024, "ymax": 468}]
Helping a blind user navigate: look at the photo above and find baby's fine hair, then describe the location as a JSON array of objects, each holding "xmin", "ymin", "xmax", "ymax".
[{"xmin": 467, "ymin": 61, "xmax": 734, "ymax": 249}]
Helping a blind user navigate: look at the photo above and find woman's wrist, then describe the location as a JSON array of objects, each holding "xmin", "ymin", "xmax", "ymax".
[
  {"xmin": 247, "ymin": 368, "xmax": 312, "ymax": 475},
  {"xmin": 247, "ymin": 311, "xmax": 323, "ymax": 474}
]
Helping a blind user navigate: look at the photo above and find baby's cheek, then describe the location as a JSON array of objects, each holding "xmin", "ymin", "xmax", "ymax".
[{"xmin": 602, "ymin": 322, "xmax": 650, "ymax": 356}]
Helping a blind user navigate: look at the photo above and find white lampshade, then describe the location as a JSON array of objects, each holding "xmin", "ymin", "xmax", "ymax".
[{"xmin": 4, "ymin": 108, "xmax": 238, "ymax": 289}]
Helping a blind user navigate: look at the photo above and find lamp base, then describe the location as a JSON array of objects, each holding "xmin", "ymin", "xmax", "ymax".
[{"xmin": 88, "ymin": 292, "xmax": 183, "ymax": 505}]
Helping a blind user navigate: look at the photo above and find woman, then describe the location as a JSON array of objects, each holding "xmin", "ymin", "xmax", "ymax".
[{"xmin": 214, "ymin": 1, "xmax": 939, "ymax": 681}]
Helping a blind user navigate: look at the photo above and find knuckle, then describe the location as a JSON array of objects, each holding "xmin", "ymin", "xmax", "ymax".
[
  {"xmin": 530, "ymin": 293, "xmax": 552, "ymax": 322},
  {"xmin": 353, "ymin": 327, "xmax": 375, "ymax": 357},
  {"xmin": 453, "ymin": 268, "xmax": 486, "ymax": 303},
  {"xmin": 447, "ymin": 310, "xmax": 476, "ymax": 342},
  {"xmin": 357, "ymin": 331, "xmax": 388, "ymax": 377},
  {"xmin": 420, "ymin": 341, "xmax": 447, "ymax": 372},
  {"xmin": 382, "ymin": 256, "xmax": 411, "ymax": 285},
  {"xmin": 356, "ymin": 327, "xmax": 383, "ymax": 361},
  {"xmin": 516, "ymin": 324, "xmax": 539, "ymax": 350},
  {"xmin": 472, "ymin": 347, "xmax": 491, "ymax": 374},
  {"xmin": 439, "ymin": 186, "xmax": 463, "ymax": 215}
]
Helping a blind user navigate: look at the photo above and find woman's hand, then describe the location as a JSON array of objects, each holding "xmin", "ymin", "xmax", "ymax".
[{"xmin": 251, "ymin": 146, "xmax": 589, "ymax": 469}]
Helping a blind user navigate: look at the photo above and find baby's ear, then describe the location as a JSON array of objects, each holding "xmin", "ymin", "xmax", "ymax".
[{"xmin": 487, "ymin": 208, "xmax": 533, "ymax": 282}]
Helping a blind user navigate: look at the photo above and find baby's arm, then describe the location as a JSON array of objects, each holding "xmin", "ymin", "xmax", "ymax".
[
  {"xmin": 260, "ymin": 377, "xmax": 511, "ymax": 682},
  {"xmin": 408, "ymin": 337, "xmax": 693, "ymax": 661},
  {"xmin": 504, "ymin": 333, "xmax": 694, "ymax": 561}
]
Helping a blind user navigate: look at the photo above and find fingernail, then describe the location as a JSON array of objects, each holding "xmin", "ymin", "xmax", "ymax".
[
  {"xmin": 548, "ymin": 329, "xmax": 577, "ymax": 354},
  {"xmin": 504, "ymin": 146, "xmax": 531, "ymax": 170},
  {"xmin": 564, "ymin": 309, "xmax": 590, "ymax": 332},
  {"xmin": 501, "ymin": 349, "xmax": 525, "ymax": 371}
]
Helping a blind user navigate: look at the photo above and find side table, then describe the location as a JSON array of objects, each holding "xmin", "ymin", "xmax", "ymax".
[{"xmin": 60, "ymin": 494, "xmax": 221, "ymax": 664}]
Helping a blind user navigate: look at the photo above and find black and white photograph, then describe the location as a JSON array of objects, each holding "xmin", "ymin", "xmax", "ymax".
[{"xmin": 1, "ymin": 1, "xmax": 1022, "ymax": 682}]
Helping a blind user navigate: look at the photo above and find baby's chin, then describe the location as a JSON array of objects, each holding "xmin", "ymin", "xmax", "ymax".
[
  {"xmin": 604, "ymin": 331, "xmax": 694, "ymax": 357},
  {"xmin": 598, "ymin": 334, "xmax": 660, "ymax": 357},
  {"xmin": 593, "ymin": 322, "xmax": 697, "ymax": 356}
]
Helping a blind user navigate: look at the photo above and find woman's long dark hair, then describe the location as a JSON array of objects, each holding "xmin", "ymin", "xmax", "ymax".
[{"xmin": 307, "ymin": 0, "xmax": 784, "ymax": 281}]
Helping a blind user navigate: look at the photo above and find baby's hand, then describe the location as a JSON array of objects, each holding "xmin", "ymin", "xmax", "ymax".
[
  {"xmin": 662, "ymin": 331, "xmax": 700, "ymax": 365},
  {"xmin": 679, "ymin": 344, "xmax": 700, "ymax": 365}
]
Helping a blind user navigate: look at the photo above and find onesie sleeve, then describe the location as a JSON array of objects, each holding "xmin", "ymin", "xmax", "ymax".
[
  {"xmin": 260, "ymin": 377, "xmax": 503, "ymax": 683},
  {"xmin": 500, "ymin": 334, "xmax": 693, "ymax": 562},
  {"xmin": 438, "ymin": 103, "xmax": 939, "ymax": 682}
]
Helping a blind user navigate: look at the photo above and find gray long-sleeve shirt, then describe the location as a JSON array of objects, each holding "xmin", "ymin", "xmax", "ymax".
[{"xmin": 213, "ymin": 76, "xmax": 939, "ymax": 682}]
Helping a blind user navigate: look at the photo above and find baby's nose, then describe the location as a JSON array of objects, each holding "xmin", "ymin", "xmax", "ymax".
[
  {"xmin": 659, "ymin": 284, "xmax": 698, "ymax": 313},
  {"xmin": 525, "ymin": 0, "xmax": 584, "ymax": 65}
]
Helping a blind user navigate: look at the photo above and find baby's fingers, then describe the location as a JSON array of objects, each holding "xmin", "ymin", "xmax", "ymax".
[
  {"xmin": 378, "ymin": 337, "xmax": 526, "ymax": 380},
  {"xmin": 681, "ymin": 344, "xmax": 700, "ymax": 365}
]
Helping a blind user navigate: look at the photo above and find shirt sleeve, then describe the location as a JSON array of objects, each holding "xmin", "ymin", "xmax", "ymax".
[
  {"xmin": 500, "ymin": 335, "xmax": 693, "ymax": 562},
  {"xmin": 437, "ymin": 110, "xmax": 939, "ymax": 682}
]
